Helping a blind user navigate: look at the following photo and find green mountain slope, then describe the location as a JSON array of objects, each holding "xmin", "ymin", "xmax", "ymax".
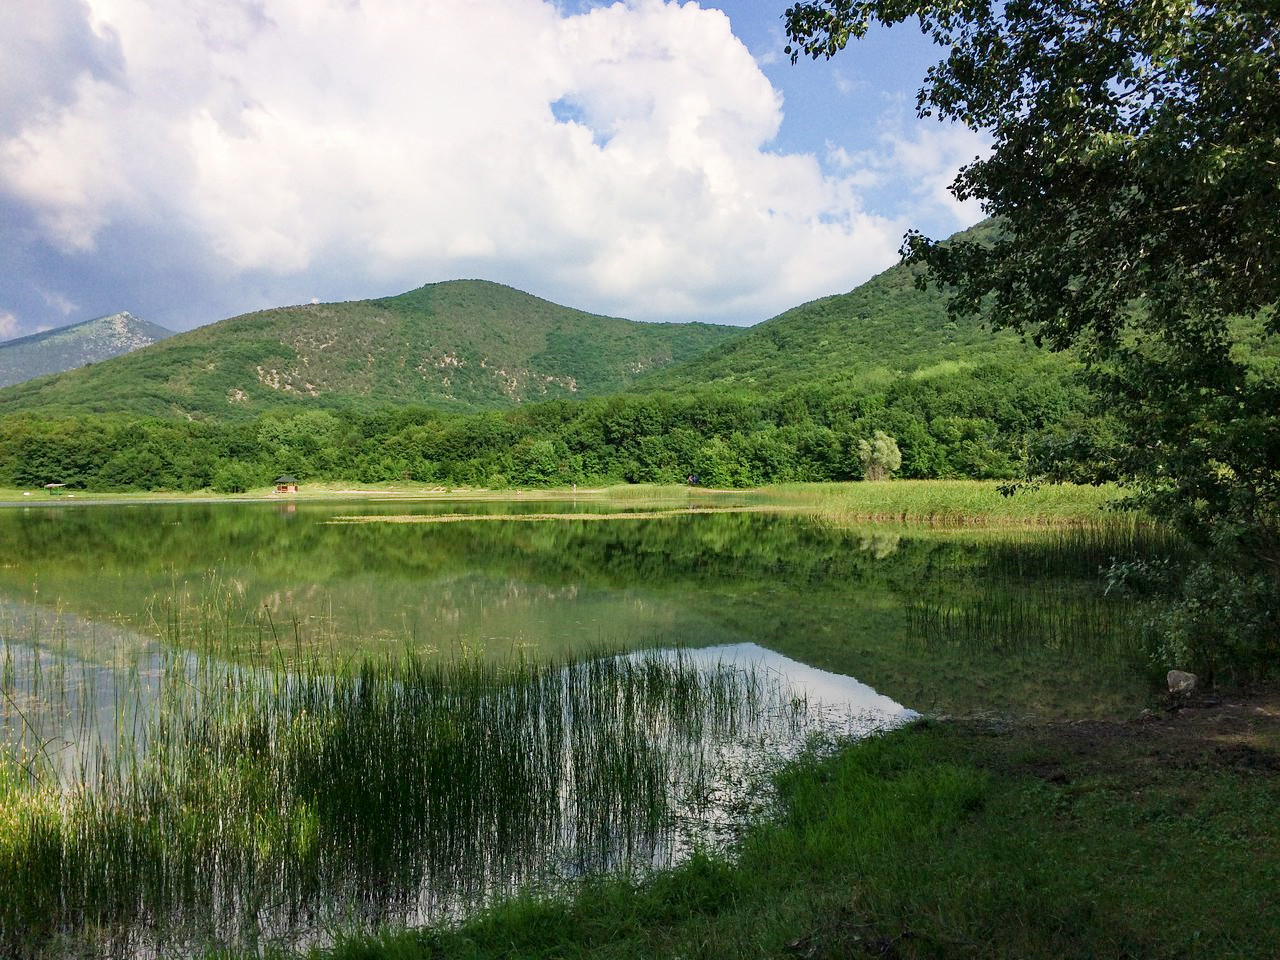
[
  {"xmin": 638, "ymin": 223, "xmax": 1049, "ymax": 394},
  {"xmin": 0, "ymin": 312, "xmax": 174, "ymax": 389},
  {"xmin": 0, "ymin": 281, "xmax": 741, "ymax": 419}
]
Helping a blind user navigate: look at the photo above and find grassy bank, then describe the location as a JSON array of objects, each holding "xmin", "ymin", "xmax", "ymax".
[
  {"xmin": 0, "ymin": 479, "xmax": 1128, "ymax": 525},
  {"xmin": 256, "ymin": 700, "xmax": 1280, "ymax": 960},
  {"xmin": 772, "ymin": 479, "xmax": 1131, "ymax": 526}
]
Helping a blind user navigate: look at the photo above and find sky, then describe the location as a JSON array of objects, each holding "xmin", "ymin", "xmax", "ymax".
[{"xmin": 0, "ymin": 0, "xmax": 987, "ymax": 340}]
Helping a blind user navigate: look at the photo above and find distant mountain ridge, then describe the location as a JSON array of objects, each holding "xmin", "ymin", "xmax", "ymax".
[
  {"xmin": 0, "ymin": 281, "xmax": 742, "ymax": 418},
  {"xmin": 0, "ymin": 223, "xmax": 1063, "ymax": 422},
  {"xmin": 0, "ymin": 312, "xmax": 175, "ymax": 389}
]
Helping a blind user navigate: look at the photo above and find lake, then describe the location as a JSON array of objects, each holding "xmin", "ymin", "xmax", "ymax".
[{"xmin": 0, "ymin": 497, "xmax": 1160, "ymax": 956}]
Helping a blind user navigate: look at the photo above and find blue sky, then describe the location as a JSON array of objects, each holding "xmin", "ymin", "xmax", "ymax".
[{"xmin": 0, "ymin": 0, "xmax": 986, "ymax": 339}]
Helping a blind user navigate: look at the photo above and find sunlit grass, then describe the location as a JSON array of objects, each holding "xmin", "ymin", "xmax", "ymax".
[
  {"xmin": 0, "ymin": 479, "xmax": 1123, "ymax": 524},
  {"xmin": 769, "ymin": 479, "xmax": 1133, "ymax": 525}
]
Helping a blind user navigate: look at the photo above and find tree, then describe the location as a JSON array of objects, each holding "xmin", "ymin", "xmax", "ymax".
[
  {"xmin": 858, "ymin": 430, "xmax": 903, "ymax": 480},
  {"xmin": 784, "ymin": 0, "xmax": 1280, "ymax": 529},
  {"xmin": 785, "ymin": 0, "xmax": 1280, "ymax": 674}
]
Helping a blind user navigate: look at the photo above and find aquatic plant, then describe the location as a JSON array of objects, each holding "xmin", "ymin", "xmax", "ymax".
[
  {"xmin": 903, "ymin": 525, "xmax": 1169, "ymax": 660},
  {"xmin": 0, "ymin": 626, "xmax": 811, "ymax": 958}
]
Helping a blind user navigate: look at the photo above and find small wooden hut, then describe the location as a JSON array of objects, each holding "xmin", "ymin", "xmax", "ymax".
[{"xmin": 274, "ymin": 475, "xmax": 299, "ymax": 494}]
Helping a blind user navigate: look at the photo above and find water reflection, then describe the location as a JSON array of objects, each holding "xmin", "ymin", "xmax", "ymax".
[
  {"xmin": 0, "ymin": 499, "xmax": 1163, "ymax": 955},
  {"xmin": 0, "ymin": 500, "xmax": 1159, "ymax": 716}
]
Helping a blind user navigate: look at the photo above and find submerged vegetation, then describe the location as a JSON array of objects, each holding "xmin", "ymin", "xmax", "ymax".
[
  {"xmin": 0, "ymin": 502, "xmax": 1167, "ymax": 710},
  {"xmin": 0, "ymin": 502, "xmax": 1186, "ymax": 956},
  {"xmin": 0, "ymin": 497, "xmax": 1269, "ymax": 958}
]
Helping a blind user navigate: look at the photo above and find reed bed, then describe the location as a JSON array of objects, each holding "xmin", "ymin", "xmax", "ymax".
[
  {"xmin": 0, "ymin": 624, "xmax": 813, "ymax": 959},
  {"xmin": 906, "ymin": 587, "xmax": 1146, "ymax": 659},
  {"xmin": 771, "ymin": 480, "xmax": 1131, "ymax": 525},
  {"xmin": 904, "ymin": 524, "xmax": 1173, "ymax": 660}
]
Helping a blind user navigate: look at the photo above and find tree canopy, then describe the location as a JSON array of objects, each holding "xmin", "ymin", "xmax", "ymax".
[{"xmin": 785, "ymin": 1, "xmax": 1278, "ymax": 340}]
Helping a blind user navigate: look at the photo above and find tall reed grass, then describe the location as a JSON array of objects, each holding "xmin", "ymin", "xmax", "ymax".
[
  {"xmin": 0, "ymin": 620, "xmax": 813, "ymax": 959},
  {"xmin": 904, "ymin": 524, "xmax": 1175, "ymax": 660},
  {"xmin": 772, "ymin": 480, "xmax": 1131, "ymax": 525}
]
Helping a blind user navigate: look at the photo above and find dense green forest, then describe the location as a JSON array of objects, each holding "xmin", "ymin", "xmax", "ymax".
[{"xmin": 0, "ymin": 349, "xmax": 1097, "ymax": 491}]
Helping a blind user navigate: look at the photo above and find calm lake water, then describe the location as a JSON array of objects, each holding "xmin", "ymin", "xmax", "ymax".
[
  {"xmin": 0, "ymin": 498, "xmax": 1159, "ymax": 956},
  {"xmin": 0, "ymin": 498, "xmax": 1155, "ymax": 715}
]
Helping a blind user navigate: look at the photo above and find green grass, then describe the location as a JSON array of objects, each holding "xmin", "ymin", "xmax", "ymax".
[
  {"xmin": 248, "ymin": 712, "xmax": 1280, "ymax": 960},
  {"xmin": 771, "ymin": 479, "xmax": 1132, "ymax": 525},
  {"xmin": 0, "ymin": 480, "xmax": 1124, "ymax": 524}
]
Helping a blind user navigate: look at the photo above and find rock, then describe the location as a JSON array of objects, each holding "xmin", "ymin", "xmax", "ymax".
[{"xmin": 1168, "ymin": 670, "xmax": 1199, "ymax": 695}]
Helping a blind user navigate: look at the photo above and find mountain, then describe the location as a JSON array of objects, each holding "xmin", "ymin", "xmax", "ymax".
[
  {"xmin": 0, "ymin": 281, "xmax": 742, "ymax": 419},
  {"xmin": 0, "ymin": 312, "xmax": 175, "ymax": 389},
  {"xmin": 636, "ymin": 221, "xmax": 1057, "ymax": 394}
]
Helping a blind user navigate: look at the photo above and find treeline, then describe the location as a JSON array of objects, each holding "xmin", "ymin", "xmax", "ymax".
[{"xmin": 0, "ymin": 357, "xmax": 1102, "ymax": 491}]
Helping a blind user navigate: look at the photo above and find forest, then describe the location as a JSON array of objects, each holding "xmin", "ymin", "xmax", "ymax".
[{"xmin": 0, "ymin": 352, "xmax": 1097, "ymax": 492}]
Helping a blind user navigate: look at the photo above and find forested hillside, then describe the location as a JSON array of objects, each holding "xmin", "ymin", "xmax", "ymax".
[
  {"xmin": 0, "ymin": 281, "xmax": 740, "ymax": 419},
  {"xmin": 0, "ymin": 352, "xmax": 1098, "ymax": 491},
  {"xmin": 639, "ymin": 222, "xmax": 1047, "ymax": 394},
  {"xmin": 0, "ymin": 224, "xmax": 1114, "ymax": 491}
]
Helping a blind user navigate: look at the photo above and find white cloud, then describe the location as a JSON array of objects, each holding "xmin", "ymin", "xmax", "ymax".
[
  {"xmin": 40, "ymin": 289, "xmax": 78, "ymax": 316},
  {"xmin": 0, "ymin": 0, "xmax": 919, "ymax": 326},
  {"xmin": 0, "ymin": 0, "xmax": 123, "ymax": 137},
  {"xmin": 0, "ymin": 311, "xmax": 18, "ymax": 340},
  {"xmin": 826, "ymin": 119, "xmax": 989, "ymax": 233},
  {"xmin": 879, "ymin": 124, "xmax": 989, "ymax": 227}
]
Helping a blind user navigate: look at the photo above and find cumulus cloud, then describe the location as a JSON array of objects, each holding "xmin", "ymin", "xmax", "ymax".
[
  {"xmin": 0, "ymin": 311, "xmax": 18, "ymax": 340},
  {"xmin": 0, "ymin": 0, "xmax": 123, "ymax": 137},
  {"xmin": 826, "ymin": 119, "xmax": 990, "ymax": 232},
  {"xmin": 0, "ymin": 0, "xmax": 927, "ymax": 330}
]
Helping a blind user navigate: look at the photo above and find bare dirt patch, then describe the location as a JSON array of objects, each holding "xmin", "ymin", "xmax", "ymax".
[{"xmin": 963, "ymin": 691, "xmax": 1280, "ymax": 789}]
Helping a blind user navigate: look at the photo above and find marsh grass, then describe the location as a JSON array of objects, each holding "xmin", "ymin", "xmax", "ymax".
[
  {"xmin": 772, "ymin": 479, "xmax": 1130, "ymax": 525},
  {"xmin": 904, "ymin": 524, "xmax": 1178, "ymax": 663},
  {"xmin": 0, "ymin": 619, "xmax": 819, "ymax": 959}
]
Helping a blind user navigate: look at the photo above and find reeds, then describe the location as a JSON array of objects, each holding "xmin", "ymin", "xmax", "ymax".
[
  {"xmin": 904, "ymin": 524, "xmax": 1173, "ymax": 659},
  {"xmin": 0, "ymin": 621, "xmax": 813, "ymax": 958},
  {"xmin": 772, "ymin": 480, "xmax": 1131, "ymax": 525}
]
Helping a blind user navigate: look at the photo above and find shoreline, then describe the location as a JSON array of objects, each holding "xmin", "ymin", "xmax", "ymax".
[
  {"xmin": 223, "ymin": 695, "xmax": 1280, "ymax": 960},
  {"xmin": 0, "ymin": 478, "xmax": 1134, "ymax": 526}
]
